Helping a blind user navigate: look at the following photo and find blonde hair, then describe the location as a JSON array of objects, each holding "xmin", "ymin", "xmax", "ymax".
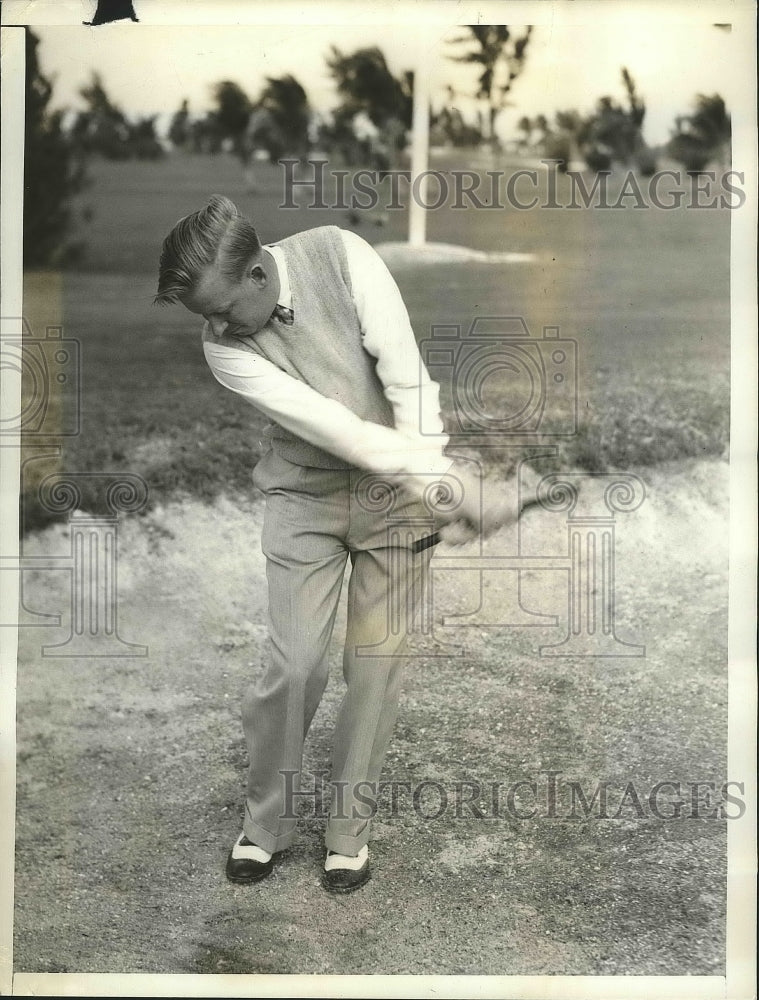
[{"xmin": 154, "ymin": 194, "xmax": 262, "ymax": 305}]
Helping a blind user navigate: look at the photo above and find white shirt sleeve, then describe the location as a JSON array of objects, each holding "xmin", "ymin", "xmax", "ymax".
[
  {"xmin": 339, "ymin": 228, "xmax": 448, "ymax": 442},
  {"xmin": 203, "ymin": 340, "xmax": 453, "ymax": 480}
]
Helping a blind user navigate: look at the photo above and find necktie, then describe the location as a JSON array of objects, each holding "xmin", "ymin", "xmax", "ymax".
[{"xmin": 271, "ymin": 303, "xmax": 294, "ymax": 326}]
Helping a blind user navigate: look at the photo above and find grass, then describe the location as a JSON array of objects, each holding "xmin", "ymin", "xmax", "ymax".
[{"xmin": 20, "ymin": 153, "xmax": 730, "ymax": 530}]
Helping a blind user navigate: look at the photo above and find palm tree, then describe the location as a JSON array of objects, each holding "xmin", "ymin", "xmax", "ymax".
[
  {"xmin": 668, "ymin": 94, "xmax": 731, "ymax": 173},
  {"xmin": 257, "ymin": 74, "xmax": 310, "ymax": 160},
  {"xmin": 325, "ymin": 46, "xmax": 413, "ymax": 170},
  {"xmin": 211, "ymin": 80, "xmax": 253, "ymax": 158},
  {"xmin": 570, "ymin": 68, "xmax": 657, "ymax": 175},
  {"xmin": 326, "ymin": 46, "xmax": 412, "ymax": 132},
  {"xmin": 448, "ymin": 25, "xmax": 533, "ymax": 146}
]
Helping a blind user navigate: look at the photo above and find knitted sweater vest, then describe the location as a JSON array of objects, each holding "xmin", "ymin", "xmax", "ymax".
[{"xmin": 213, "ymin": 226, "xmax": 395, "ymax": 469}]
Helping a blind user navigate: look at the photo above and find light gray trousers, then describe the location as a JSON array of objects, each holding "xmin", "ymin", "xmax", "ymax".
[{"xmin": 242, "ymin": 450, "xmax": 436, "ymax": 856}]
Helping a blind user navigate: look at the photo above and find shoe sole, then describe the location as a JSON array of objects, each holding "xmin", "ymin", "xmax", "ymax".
[
  {"xmin": 225, "ymin": 860, "xmax": 274, "ymax": 884},
  {"xmin": 226, "ymin": 869, "xmax": 273, "ymax": 884},
  {"xmin": 321, "ymin": 869, "xmax": 371, "ymax": 894}
]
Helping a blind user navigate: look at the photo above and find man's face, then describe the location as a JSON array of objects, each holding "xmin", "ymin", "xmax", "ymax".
[{"xmin": 180, "ymin": 259, "xmax": 275, "ymax": 337}]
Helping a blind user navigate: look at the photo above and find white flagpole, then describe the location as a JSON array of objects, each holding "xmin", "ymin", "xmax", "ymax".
[{"xmin": 408, "ymin": 34, "xmax": 430, "ymax": 247}]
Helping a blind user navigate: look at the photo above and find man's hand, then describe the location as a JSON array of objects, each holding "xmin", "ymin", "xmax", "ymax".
[
  {"xmin": 440, "ymin": 518, "xmax": 479, "ymax": 546},
  {"xmin": 434, "ymin": 464, "xmax": 541, "ymax": 545}
]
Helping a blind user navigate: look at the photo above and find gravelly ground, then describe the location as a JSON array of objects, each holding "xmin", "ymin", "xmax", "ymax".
[{"xmin": 13, "ymin": 459, "xmax": 729, "ymax": 977}]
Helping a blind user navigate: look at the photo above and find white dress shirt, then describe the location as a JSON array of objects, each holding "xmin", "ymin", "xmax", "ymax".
[{"xmin": 202, "ymin": 229, "xmax": 452, "ymax": 483}]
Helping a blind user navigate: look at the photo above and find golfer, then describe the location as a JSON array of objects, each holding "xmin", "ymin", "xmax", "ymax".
[{"xmin": 155, "ymin": 196, "xmax": 519, "ymax": 892}]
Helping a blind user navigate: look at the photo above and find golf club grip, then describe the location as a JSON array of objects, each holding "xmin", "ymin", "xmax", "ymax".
[{"xmin": 411, "ymin": 531, "xmax": 441, "ymax": 554}]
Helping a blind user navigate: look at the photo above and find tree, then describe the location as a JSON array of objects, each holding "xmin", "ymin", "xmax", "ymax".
[
  {"xmin": 253, "ymin": 74, "xmax": 311, "ymax": 161},
  {"xmin": 323, "ymin": 46, "xmax": 414, "ymax": 170},
  {"xmin": 326, "ymin": 46, "xmax": 413, "ymax": 133},
  {"xmin": 23, "ymin": 29, "xmax": 87, "ymax": 267},
  {"xmin": 540, "ymin": 117, "xmax": 573, "ymax": 174},
  {"xmin": 621, "ymin": 67, "xmax": 645, "ymax": 130},
  {"xmin": 70, "ymin": 72, "xmax": 133, "ymax": 159},
  {"xmin": 70, "ymin": 72, "xmax": 165, "ymax": 160},
  {"xmin": 168, "ymin": 98, "xmax": 191, "ymax": 150},
  {"xmin": 555, "ymin": 67, "xmax": 656, "ymax": 174},
  {"xmin": 189, "ymin": 112, "xmax": 223, "ymax": 155},
  {"xmin": 554, "ymin": 109, "xmax": 581, "ymax": 135},
  {"xmin": 448, "ymin": 25, "xmax": 533, "ymax": 145},
  {"xmin": 130, "ymin": 115, "xmax": 164, "ymax": 160},
  {"xmin": 431, "ymin": 86, "xmax": 484, "ymax": 149},
  {"xmin": 668, "ymin": 94, "xmax": 731, "ymax": 173},
  {"xmin": 211, "ymin": 80, "xmax": 253, "ymax": 157},
  {"xmin": 516, "ymin": 114, "xmax": 532, "ymax": 147}
]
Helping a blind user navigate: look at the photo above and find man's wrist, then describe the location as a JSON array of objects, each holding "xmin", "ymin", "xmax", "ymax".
[{"xmin": 422, "ymin": 463, "xmax": 481, "ymax": 524}]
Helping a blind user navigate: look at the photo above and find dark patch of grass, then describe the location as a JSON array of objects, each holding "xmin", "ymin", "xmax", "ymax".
[{"xmin": 521, "ymin": 379, "xmax": 728, "ymax": 476}]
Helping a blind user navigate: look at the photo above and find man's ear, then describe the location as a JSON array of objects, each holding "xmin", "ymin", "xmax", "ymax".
[{"xmin": 248, "ymin": 263, "xmax": 268, "ymax": 288}]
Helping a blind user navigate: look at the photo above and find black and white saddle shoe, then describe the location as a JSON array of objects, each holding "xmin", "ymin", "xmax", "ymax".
[
  {"xmin": 225, "ymin": 834, "xmax": 274, "ymax": 884},
  {"xmin": 321, "ymin": 845, "xmax": 371, "ymax": 893}
]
